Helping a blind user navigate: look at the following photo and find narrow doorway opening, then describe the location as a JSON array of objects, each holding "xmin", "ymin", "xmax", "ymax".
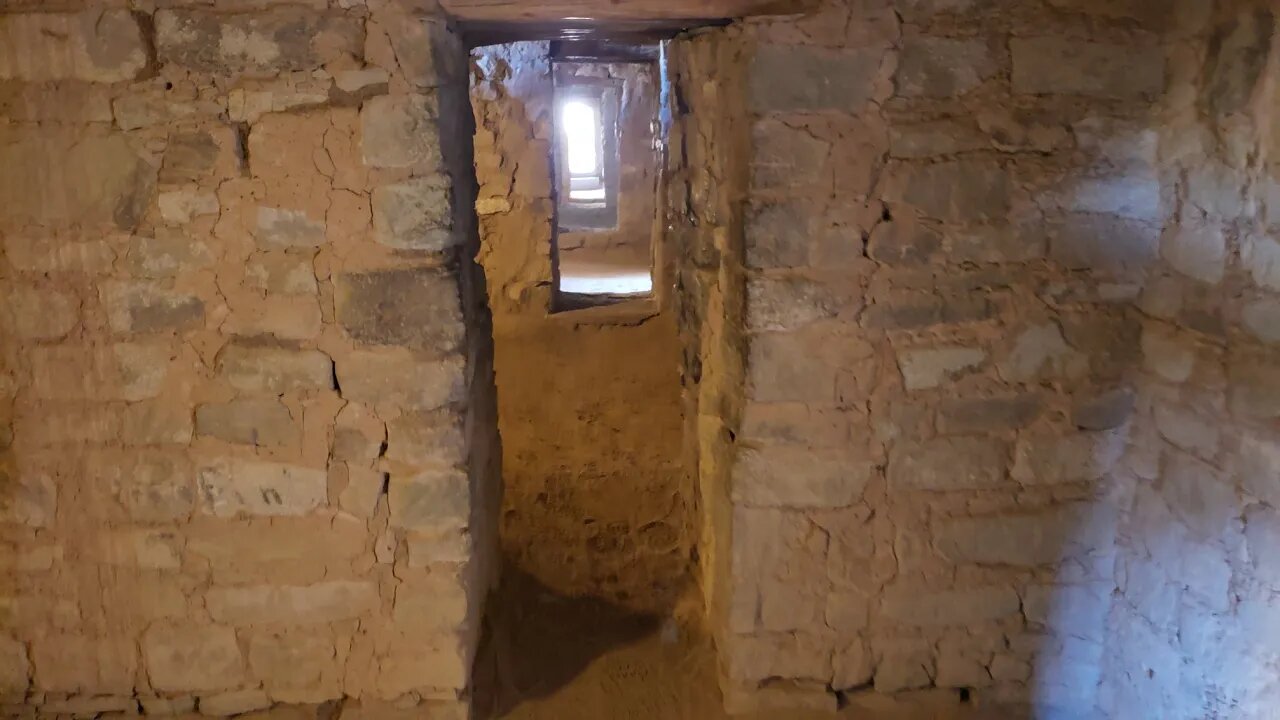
[{"xmin": 466, "ymin": 31, "xmax": 702, "ymax": 717}]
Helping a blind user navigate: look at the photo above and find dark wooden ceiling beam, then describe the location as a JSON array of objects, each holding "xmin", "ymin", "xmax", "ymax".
[{"xmin": 440, "ymin": 0, "xmax": 815, "ymax": 23}]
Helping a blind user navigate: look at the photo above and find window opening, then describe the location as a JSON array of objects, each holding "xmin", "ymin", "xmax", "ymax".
[{"xmin": 551, "ymin": 49, "xmax": 660, "ymax": 309}]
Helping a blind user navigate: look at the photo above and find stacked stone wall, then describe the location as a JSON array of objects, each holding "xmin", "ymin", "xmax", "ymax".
[{"xmin": 0, "ymin": 3, "xmax": 497, "ymax": 716}]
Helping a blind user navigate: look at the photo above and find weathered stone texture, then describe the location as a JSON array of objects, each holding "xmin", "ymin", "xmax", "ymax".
[
  {"xmin": 336, "ymin": 268, "xmax": 464, "ymax": 351},
  {"xmin": 1011, "ymin": 38, "xmax": 1165, "ymax": 98},
  {"xmin": 155, "ymin": 10, "xmax": 363, "ymax": 75},
  {"xmin": 0, "ymin": 12, "xmax": 147, "ymax": 82}
]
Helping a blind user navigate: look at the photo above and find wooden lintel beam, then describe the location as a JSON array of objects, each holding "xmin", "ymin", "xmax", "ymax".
[{"xmin": 440, "ymin": 0, "xmax": 815, "ymax": 24}]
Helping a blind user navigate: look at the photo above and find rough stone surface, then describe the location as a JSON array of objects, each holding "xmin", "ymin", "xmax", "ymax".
[
  {"xmin": 197, "ymin": 458, "xmax": 327, "ymax": 517},
  {"xmin": 1011, "ymin": 37, "xmax": 1165, "ymax": 98},
  {"xmin": 361, "ymin": 95, "xmax": 441, "ymax": 168},
  {"xmin": 373, "ymin": 178, "xmax": 456, "ymax": 251},
  {"xmin": 336, "ymin": 268, "xmax": 464, "ymax": 351},
  {"xmin": 0, "ymin": 11, "xmax": 147, "ymax": 82},
  {"xmin": 155, "ymin": 10, "xmax": 363, "ymax": 75}
]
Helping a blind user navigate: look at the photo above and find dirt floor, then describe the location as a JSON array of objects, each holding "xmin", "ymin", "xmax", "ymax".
[
  {"xmin": 490, "ymin": 309, "xmax": 692, "ymax": 614},
  {"xmin": 470, "ymin": 568, "xmax": 994, "ymax": 720}
]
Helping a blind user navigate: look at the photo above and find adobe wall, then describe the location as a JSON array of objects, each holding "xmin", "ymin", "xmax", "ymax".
[{"xmin": 0, "ymin": 4, "xmax": 499, "ymax": 716}]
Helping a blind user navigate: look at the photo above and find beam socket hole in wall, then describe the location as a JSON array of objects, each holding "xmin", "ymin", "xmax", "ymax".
[{"xmin": 552, "ymin": 47, "xmax": 660, "ymax": 307}]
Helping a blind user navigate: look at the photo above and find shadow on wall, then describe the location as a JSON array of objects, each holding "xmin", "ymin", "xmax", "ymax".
[{"xmin": 716, "ymin": 0, "xmax": 1280, "ymax": 717}]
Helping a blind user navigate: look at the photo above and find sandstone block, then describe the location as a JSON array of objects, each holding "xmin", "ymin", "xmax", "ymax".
[
  {"xmin": 407, "ymin": 528, "xmax": 470, "ymax": 567},
  {"xmin": 368, "ymin": 14, "xmax": 456, "ymax": 89},
  {"xmin": 866, "ymin": 217, "xmax": 942, "ymax": 266},
  {"xmin": 256, "ymin": 207, "xmax": 327, "ymax": 249},
  {"xmin": 723, "ymin": 633, "xmax": 833, "ymax": 684},
  {"xmin": 936, "ymin": 394, "xmax": 1041, "ymax": 434},
  {"xmin": 1071, "ymin": 388, "xmax": 1136, "ymax": 430},
  {"xmin": 896, "ymin": 346, "xmax": 986, "ymax": 390},
  {"xmin": 862, "ymin": 292, "xmax": 994, "ymax": 330},
  {"xmin": 196, "ymin": 399, "xmax": 298, "ymax": 448},
  {"xmin": 100, "ymin": 282, "xmax": 205, "ymax": 334},
  {"xmin": 122, "ymin": 401, "xmax": 195, "ymax": 446},
  {"xmin": 0, "ymin": 466, "xmax": 54, "ymax": 529},
  {"xmin": 832, "ymin": 640, "xmax": 873, "ymax": 690},
  {"xmin": 160, "ymin": 130, "xmax": 222, "ymax": 185},
  {"xmin": 32, "ymin": 635, "xmax": 136, "ymax": 694},
  {"xmin": 897, "ymin": 37, "xmax": 997, "ymax": 97},
  {"xmin": 336, "ymin": 351, "xmax": 464, "ymax": 412},
  {"xmin": 332, "ymin": 402, "xmax": 386, "ymax": 466},
  {"xmin": 874, "ymin": 643, "xmax": 933, "ymax": 693},
  {"xmin": 200, "ymin": 688, "xmax": 272, "ymax": 716},
  {"xmin": 1162, "ymin": 454, "xmax": 1239, "ymax": 541},
  {"xmin": 752, "ymin": 120, "xmax": 829, "ymax": 192},
  {"xmin": 336, "ymin": 268, "xmax": 464, "ymax": 351},
  {"xmin": 339, "ymin": 465, "xmax": 386, "ymax": 519},
  {"xmin": 373, "ymin": 177, "xmax": 456, "ymax": 251},
  {"xmin": 1008, "ymin": 427, "xmax": 1121, "ymax": 484},
  {"xmin": 206, "ymin": 581, "xmax": 378, "ymax": 625},
  {"xmin": 740, "ymin": 403, "xmax": 850, "ymax": 447},
  {"xmin": 746, "ymin": 276, "xmax": 855, "ymax": 331},
  {"xmin": 888, "ymin": 438, "xmax": 1009, "ymax": 491},
  {"xmin": 123, "ymin": 233, "xmax": 216, "ymax": 279},
  {"xmin": 1153, "ymin": 404, "xmax": 1220, "ymax": 461},
  {"xmin": 30, "ymin": 343, "xmax": 171, "ymax": 401},
  {"xmin": 746, "ymin": 200, "xmax": 811, "ymax": 268},
  {"xmin": 142, "ymin": 624, "xmax": 244, "ymax": 693},
  {"xmin": 5, "ymin": 235, "xmax": 116, "ymax": 274},
  {"xmin": 0, "ymin": 132, "xmax": 154, "ymax": 232},
  {"xmin": 997, "ymin": 322, "xmax": 1086, "ymax": 382},
  {"xmin": 361, "ymin": 95, "xmax": 442, "ymax": 169},
  {"xmin": 108, "ymin": 451, "xmax": 195, "ymax": 522},
  {"xmin": 1023, "ymin": 583, "xmax": 1110, "ymax": 638},
  {"xmin": 155, "ymin": 10, "xmax": 362, "ymax": 75},
  {"xmin": 187, "ymin": 515, "xmax": 366, "ymax": 570},
  {"xmin": 1161, "ymin": 222, "xmax": 1226, "ymax": 284},
  {"xmin": 1050, "ymin": 213, "xmax": 1159, "ymax": 274},
  {"xmin": 393, "ymin": 570, "xmax": 470, "ymax": 634},
  {"xmin": 197, "ymin": 458, "xmax": 327, "ymax": 517},
  {"xmin": 750, "ymin": 45, "xmax": 884, "ymax": 112},
  {"xmin": 935, "ymin": 503, "xmax": 1116, "ymax": 566},
  {"xmin": 388, "ymin": 468, "xmax": 470, "ymax": 531},
  {"xmin": 91, "ymin": 529, "xmax": 183, "ymax": 570},
  {"xmin": 0, "ymin": 11, "xmax": 146, "ymax": 82},
  {"xmin": 3, "ymin": 285, "xmax": 78, "ymax": 339},
  {"xmin": 889, "ymin": 119, "xmax": 990, "ymax": 159},
  {"xmin": 881, "ymin": 584, "xmax": 1020, "ymax": 626},
  {"xmin": 733, "ymin": 446, "xmax": 872, "ymax": 508},
  {"xmin": 218, "ymin": 345, "xmax": 333, "ymax": 395},
  {"xmin": 375, "ymin": 638, "xmax": 469, "ymax": 696},
  {"xmin": 226, "ymin": 296, "xmax": 324, "ymax": 341},
  {"xmin": 245, "ymin": 252, "xmax": 318, "ymax": 295},
  {"xmin": 158, "ymin": 187, "xmax": 219, "ymax": 225},
  {"xmin": 1011, "ymin": 38, "xmax": 1164, "ymax": 98},
  {"xmin": 1243, "ymin": 234, "xmax": 1280, "ymax": 291},
  {"xmin": 1242, "ymin": 298, "xmax": 1280, "ymax": 344},
  {"xmin": 248, "ymin": 631, "xmax": 341, "ymax": 702},
  {"xmin": 1141, "ymin": 326, "xmax": 1197, "ymax": 383},
  {"xmin": 885, "ymin": 160, "xmax": 1010, "ymax": 223},
  {"xmin": 0, "ymin": 638, "xmax": 28, "ymax": 696},
  {"xmin": 386, "ymin": 410, "xmax": 466, "ymax": 468}
]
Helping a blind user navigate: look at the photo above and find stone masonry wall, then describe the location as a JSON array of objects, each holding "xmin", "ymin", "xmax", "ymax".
[
  {"xmin": 0, "ymin": 3, "xmax": 499, "ymax": 716},
  {"xmin": 703, "ymin": 0, "xmax": 1185, "ymax": 715},
  {"xmin": 1101, "ymin": 3, "xmax": 1280, "ymax": 718}
]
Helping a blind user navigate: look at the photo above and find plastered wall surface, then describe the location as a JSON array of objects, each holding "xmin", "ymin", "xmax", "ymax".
[
  {"xmin": 0, "ymin": 3, "xmax": 499, "ymax": 716},
  {"xmin": 470, "ymin": 44, "xmax": 693, "ymax": 613},
  {"xmin": 669, "ymin": 0, "xmax": 1280, "ymax": 716}
]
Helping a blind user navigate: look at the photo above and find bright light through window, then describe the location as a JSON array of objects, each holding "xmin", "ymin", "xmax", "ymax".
[{"xmin": 561, "ymin": 99, "xmax": 599, "ymax": 176}]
